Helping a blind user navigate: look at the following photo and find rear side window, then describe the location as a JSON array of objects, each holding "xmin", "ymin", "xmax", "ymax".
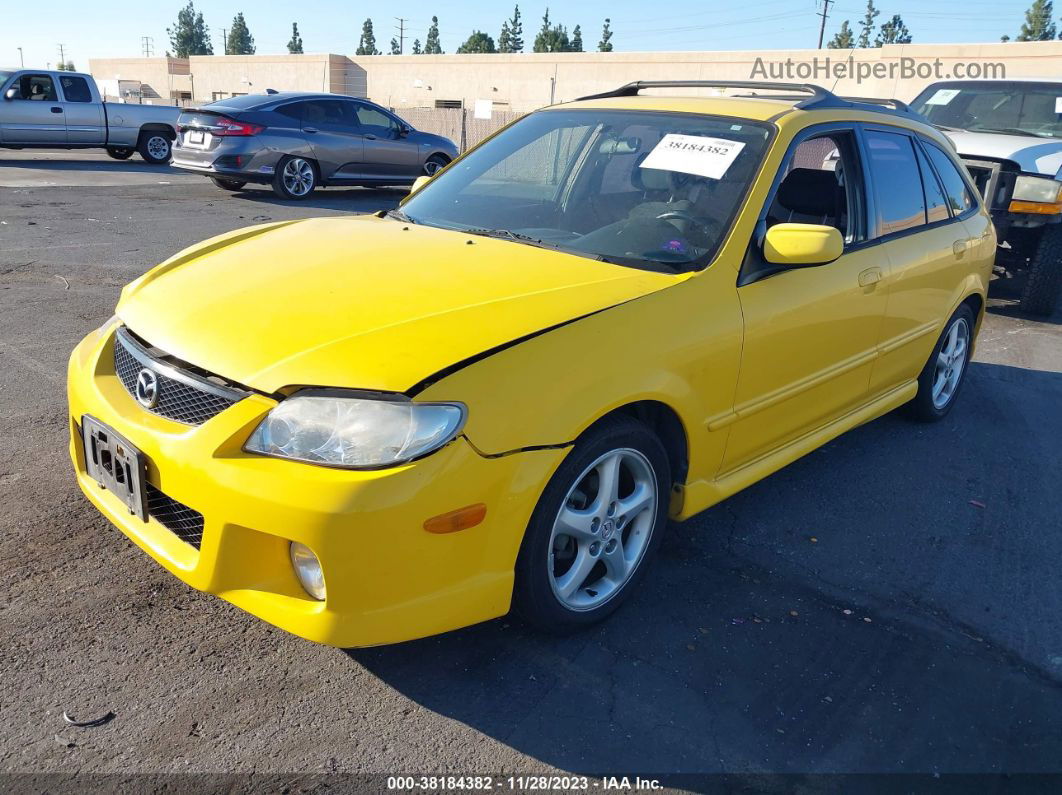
[
  {"xmin": 275, "ymin": 102, "xmax": 303, "ymax": 122},
  {"xmin": 915, "ymin": 144, "xmax": 950, "ymax": 223},
  {"xmin": 301, "ymin": 100, "xmax": 354, "ymax": 129},
  {"xmin": 923, "ymin": 142, "xmax": 975, "ymax": 216},
  {"xmin": 864, "ymin": 129, "xmax": 926, "ymax": 236},
  {"xmin": 59, "ymin": 75, "xmax": 92, "ymax": 103}
]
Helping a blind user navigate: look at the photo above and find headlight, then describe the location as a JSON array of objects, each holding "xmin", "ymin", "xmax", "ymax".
[
  {"xmin": 1012, "ymin": 175, "xmax": 1062, "ymax": 203},
  {"xmin": 245, "ymin": 391, "xmax": 466, "ymax": 468}
]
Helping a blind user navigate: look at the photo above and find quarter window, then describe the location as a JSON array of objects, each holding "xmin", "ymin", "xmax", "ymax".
[
  {"xmin": 864, "ymin": 130, "xmax": 927, "ymax": 236},
  {"xmin": 923, "ymin": 142, "xmax": 975, "ymax": 216},
  {"xmin": 915, "ymin": 144, "xmax": 951, "ymax": 223},
  {"xmin": 59, "ymin": 75, "xmax": 91, "ymax": 103}
]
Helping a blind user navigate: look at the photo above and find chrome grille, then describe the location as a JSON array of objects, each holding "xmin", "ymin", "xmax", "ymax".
[
  {"xmin": 146, "ymin": 484, "xmax": 204, "ymax": 549},
  {"xmin": 113, "ymin": 327, "xmax": 249, "ymax": 426}
]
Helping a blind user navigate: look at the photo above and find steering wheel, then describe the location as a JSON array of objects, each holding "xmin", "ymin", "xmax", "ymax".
[{"xmin": 655, "ymin": 210, "xmax": 720, "ymax": 238}]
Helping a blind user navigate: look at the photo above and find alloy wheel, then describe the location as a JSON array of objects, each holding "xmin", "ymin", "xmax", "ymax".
[
  {"xmin": 424, "ymin": 158, "xmax": 445, "ymax": 176},
  {"xmin": 282, "ymin": 158, "xmax": 315, "ymax": 196},
  {"xmin": 932, "ymin": 316, "xmax": 970, "ymax": 409},
  {"xmin": 548, "ymin": 448, "xmax": 658, "ymax": 612}
]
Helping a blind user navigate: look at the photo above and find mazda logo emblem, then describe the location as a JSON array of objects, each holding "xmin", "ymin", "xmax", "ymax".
[{"xmin": 135, "ymin": 368, "xmax": 159, "ymax": 409}]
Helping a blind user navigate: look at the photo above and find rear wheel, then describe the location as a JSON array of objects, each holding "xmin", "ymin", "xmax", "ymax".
[
  {"xmin": 137, "ymin": 131, "xmax": 172, "ymax": 164},
  {"xmin": 906, "ymin": 304, "xmax": 975, "ymax": 422},
  {"xmin": 210, "ymin": 177, "xmax": 247, "ymax": 192},
  {"xmin": 1019, "ymin": 224, "xmax": 1062, "ymax": 316},
  {"xmin": 272, "ymin": 156, "xmax": 317, "ymax": 200},
  {"xmin": 513, "ymin": 415, "xmax": 670, "ymax": 632},
  {"xmin": 106, "ymin": 146, "xmax": 134, "ymax": 160},
  {"xmin": 423, "ymin": 154, "xmax": 449, "ymax": 177}
]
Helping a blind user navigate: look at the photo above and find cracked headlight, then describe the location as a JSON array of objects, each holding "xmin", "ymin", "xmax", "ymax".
[{"xmin": 245, "ymin": 391, "xmax": 466, "ymax": 468}]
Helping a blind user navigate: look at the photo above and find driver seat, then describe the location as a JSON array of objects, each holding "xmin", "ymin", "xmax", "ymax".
[{"xmin": 628, "ymin": 161, "xmax": 694, "ymax": 234}]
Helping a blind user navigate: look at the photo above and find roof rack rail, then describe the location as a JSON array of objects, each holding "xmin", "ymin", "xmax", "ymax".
[
  {"xmin": 576, "ymin": 80, "xmax": 840, "ymax": 109},
  {"xmin": 840, "ymin": 95, "xmax": 911, "ymax": 112}
]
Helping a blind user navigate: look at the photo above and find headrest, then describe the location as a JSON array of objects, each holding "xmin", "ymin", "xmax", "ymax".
[
  {"xmin": 776, "ymin": 168, "xmax": 841, "ymax": 217},
  {"xmin": 634, "ymin": 164, "xmax": 673, "ymax": 192}
]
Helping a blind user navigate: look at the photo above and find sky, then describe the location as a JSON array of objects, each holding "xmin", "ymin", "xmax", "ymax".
[{"xmin": 0, "ymin": 0, "xmax": 1044, "ymax": 71}]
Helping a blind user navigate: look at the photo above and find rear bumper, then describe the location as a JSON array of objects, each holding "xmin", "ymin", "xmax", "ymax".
[{"xmin": 67, "ymin": 321, "xmax": 565, "ymax": 647}]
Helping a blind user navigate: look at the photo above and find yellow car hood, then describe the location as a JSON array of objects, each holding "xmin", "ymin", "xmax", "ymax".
[{"xmin": 117, "ymin": 215, "xmax": 681, "ymax": 394}]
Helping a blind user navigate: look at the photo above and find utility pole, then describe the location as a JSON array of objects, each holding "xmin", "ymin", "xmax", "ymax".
[
  {"xmin": 17, "ymin": 47, "xmax": 23, "ymax": 67},
  {"xmin": 817, "ymin": 0, "xmax": 833, "ymax": 48},
  {"xmin": 141, "ymin": 36, "xmax": 154, "ymax": 57},
  {"xmin": 394, "ymin": 17, "xmax": 407, "ymax": 54},
  {"xmin": 57, "ymin": 43, "xmax": 66, "ymax": 68},
  {"xmin": 221, "ymin": 29, "xmax": 228, "ymax": 55}
]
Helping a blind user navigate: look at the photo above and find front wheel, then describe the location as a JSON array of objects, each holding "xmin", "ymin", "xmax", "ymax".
[
  {"xmin": 106, "ymin": 146, "xmax": 134, "ymax": 160},
  {"xmin": 423, "ymin": 154, "xmax": 449, "ymax": 177},
  {"xmin": 272, "ymin": 156, "xmax": 317, "ymax": 199},
  {"xmin": 1019, "ymin": 224, "xmax": 1062, "ymax": 316},
  {"xmin": 513, "ymin": 415, "xmax": 670, "ymax": 632},
  {"xmin": 137, "ymin": 132, "xmax": 172, "ymax": 164},
  {"xmin": 210, "ymin": 177, "xmax": 247, "ymax": 192},
  {"xmin": 905, "ymin": 304, "xmax": 975, "ymax": 422}
]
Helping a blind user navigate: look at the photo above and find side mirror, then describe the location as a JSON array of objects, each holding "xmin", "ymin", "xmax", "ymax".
[
  {"xmin": 763, "ymin": 223, "xmax": 843, "ymax": 266},
  {"xmin": 398, "ymin": 125, "xmax": 411, "ymax": 137},
  {"xmin": 409, "ymin": 175, "xmax": 431, "ymax": 194},
  {"xmin": 3, "ymin": 87, "xmax": 16, "ymax": 101}
]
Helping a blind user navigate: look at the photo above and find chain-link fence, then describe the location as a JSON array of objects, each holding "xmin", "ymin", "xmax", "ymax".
[{"xmin": 396, "ymin": 107, "xmax": 524, "ymax": 152}]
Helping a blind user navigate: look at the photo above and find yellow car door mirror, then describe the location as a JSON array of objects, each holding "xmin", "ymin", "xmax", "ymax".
[
  {"xmin": 409, "ymin": 175, "xmax": 432, "ymax": 194},
  {"xmin": 763, "ymin": 223, "xmax": 844, "ymax": 266}
]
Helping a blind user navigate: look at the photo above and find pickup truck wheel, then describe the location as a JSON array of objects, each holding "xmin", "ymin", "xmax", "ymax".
[
  {"xmin": 513, "ymin": 415, "xmax": 670, "ymax": 632},
  {"xmin": 106, "ymin": 147, "xmax": 134, "ymax": 160},
  {"xmin": 1019, "ymin": 224, "xmax": 1062, "ymax": 316},
  {"xmin": 272, "ymin": 156, "xmax": 317, "ymax": 200},
  {"xmin": 905, "ymin": 304, "xmax": 975, "ymax": 423},
  {"xmin": 210, "ymin": 177, "xmax": 247, "ymax": 192},
  {"xmin": 137, "ymin": 132, "xmax": 172, "ymax": 164}
]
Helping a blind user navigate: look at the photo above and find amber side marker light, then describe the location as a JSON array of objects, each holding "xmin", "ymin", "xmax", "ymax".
[
  {"xmin": 1008, "ymin": 199, "xmax": 1062, "ymax": 215},
  {"xmin": 424, "ymin": 504, "xmax": 487, "ymax": 534}
]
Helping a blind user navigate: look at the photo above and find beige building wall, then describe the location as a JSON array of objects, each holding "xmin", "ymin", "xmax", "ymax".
[{"xmin": 90, "ymin": 41, "xmax": 1062, "ymax": 111}]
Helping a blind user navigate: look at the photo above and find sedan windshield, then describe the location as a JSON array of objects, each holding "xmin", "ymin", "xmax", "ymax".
[
  {"xmin": 911, "ymin": 82, "xmax": 1062, "ymax": 139},
  {"xmin": 401, "ymin": 109, "xmax": 773, "ymax": 272}
]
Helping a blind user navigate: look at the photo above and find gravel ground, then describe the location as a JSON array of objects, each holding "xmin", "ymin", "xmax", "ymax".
[{"xmin": 1, "ymin": 151, "xmax": 1061, "ymax": 785}]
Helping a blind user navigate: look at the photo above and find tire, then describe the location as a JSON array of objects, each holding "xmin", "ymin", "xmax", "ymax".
[
  {"xmin": 513, "ymin": 415, "xmax": 671, "ymax": 632},
  {"xmin": 272, "ymin": 156, "xmax": 317, "ymax": 200},
  {"xmin": 423, "ymin": 154, "xmax": 449, "ymax": 177},
  {"xmin": 1019, "ymin": 224, "xmax": 1062, "ymax": 316},
  {"xmin": 137, "ymin": 131, "xmax": 172, "ymax": 164},
  {"xmin": 905, "ymin": 303, "xmax": 976, "ymax": 422},
  {"xmin": 106, "ymin": 146, "xmax": 134, "ymax": 160},
  {"xmin": 210, "ymin": 177, "xmax": 247, "ymax": 192}
]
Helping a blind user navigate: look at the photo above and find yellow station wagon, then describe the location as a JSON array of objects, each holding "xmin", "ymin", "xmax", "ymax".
[{"xmin": 67, "ymin": 81, "xmax": 995, "ymax": 646}]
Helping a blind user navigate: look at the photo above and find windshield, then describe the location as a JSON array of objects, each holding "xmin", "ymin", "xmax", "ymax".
[
  {"xmin": 0, "ymin": 70, "xmax": 12, "ymax": 86},
  {"xmin": 911, "ymin": 82, "xmax": 1062, "ymax": 139},
  {"xmin": 400, "ymin": 109, "xmax": 773, "ymax": 272}
]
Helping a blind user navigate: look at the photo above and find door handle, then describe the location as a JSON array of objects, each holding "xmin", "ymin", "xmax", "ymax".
[
  {"xmin": 952, "ymin": 240, "xmax": 966, "ymax": 258},
  {"xmin": 50, "ymin": 106, "xmax": 63, "ymax": 113},
  {"xmin": 365, "ymin": 134, "xmax": 377, "ymax": 140},
  {"xmin": 858, "ymin": 267, "xmax": 882, "ymax": 287},
  {"xmin": 303, "ymin": 126, "xmax": 318, "ymax": 133}
]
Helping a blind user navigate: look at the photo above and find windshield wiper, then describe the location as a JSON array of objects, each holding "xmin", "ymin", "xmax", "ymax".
[
  {"xmin": 385, "ymin": 208, "xmax": 417, "ymax": 223},
  {"xmin": 974, "ymin": 127, "xmax": 1053, "ymax": 138},
  {"xmin": 461, "ymin": 227, "xmax": 606, "ymax": 260}
]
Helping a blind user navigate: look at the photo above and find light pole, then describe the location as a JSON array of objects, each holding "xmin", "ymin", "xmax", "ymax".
[{"xmin": 17, "ymin": 47, "xmax": 23, "ymax": 67}]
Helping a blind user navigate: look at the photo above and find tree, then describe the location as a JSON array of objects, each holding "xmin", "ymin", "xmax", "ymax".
[
  {"xmin": 533, "ymin": 9, "xmax": 571, "ymax": 52},
  {"xmin": 571, "ymin": 24, "xmax": 583, "ymax": 52},
  {"xmin": 875, "ymin": 14, "xmax": 911, "ymax": 45},
  {"xmin": 227, "ymin": 12, "xmax": 255, "ymax": 55},
  {"xmin": 857, "ymin": 0, "xmax": 879, "ymax": 48},
  {"xmin": 827, "ymin": 20, "xmax": 856, "ymax": 48},
  {"xmin": 57, "ymin": 62, "xmax": 75, "ymax": 71},
  {"xmin": 1016, "ymin": 0, "xmax": 1056, "ymax": 40},
  {"xmin": 1001, "ymin": 34, "xmax": 1011, "ymax": 41},
  {"xmin": 412, "ymin": 38, "xmax": 422, "ymax": 54},
  {"xmin": 508, "ymin": 5, "xmax": 524, "ymax": 52},
  {"xmin": 457, "ymin": 30, "xmax": 496, "ymax": 53},
  {"xmin": 424, "ymin": 16, "xmax": 443, "ymax": 53},
  {"xmin": 287, "ymin": 22, "xmax": 304, "ymax": 54},
  {"xmin": 168, "ymin": 1, "xmax": 213, "ymax": 57},
  {"xmin": 390, "ymin": 37, "xmax": 401, "ymax": 55},
  {"xmin": 499, "ymin": 20, "xmax": 513, "ymax": 52},
  {"xmin": 357, "ymin": 18, "xmax": 380, "ymax": 55},
  {"xmin": 598, "ymin": 18, "xmax": 613, "ymax": 51}
]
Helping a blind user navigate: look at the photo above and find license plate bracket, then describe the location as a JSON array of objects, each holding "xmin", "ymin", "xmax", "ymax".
[
  {"xmin": 82, "ymin": 415, "xmax": 148, "ymax": 521},
  {"xmin": 188, "ymin": 130, "xmax": 205, "ymax": 145}
]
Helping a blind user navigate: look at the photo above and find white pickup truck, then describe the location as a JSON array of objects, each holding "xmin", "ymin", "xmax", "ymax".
[
  {"xmin": 911, "ymin": 80, "xmax": 1062, "ymax": 316},
  {"xmin": 0, "ymin": 69, "xmax": 179, "ymax": 164}
]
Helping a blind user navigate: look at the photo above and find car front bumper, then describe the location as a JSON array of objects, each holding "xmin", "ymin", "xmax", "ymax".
[{"xmin": 66, "ymin": 321, "xmax": 565, "ymax": 647}]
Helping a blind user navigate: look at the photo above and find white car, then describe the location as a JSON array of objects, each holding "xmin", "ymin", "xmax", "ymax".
[{"xmin": 911, "ymin": 79, "xmax": 1062, "ymax": 315}]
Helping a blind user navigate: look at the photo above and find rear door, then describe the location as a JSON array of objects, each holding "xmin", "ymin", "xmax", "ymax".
[
  {"xmin": 300, "ymin": 99, "xmax": 364, "ymax": 181},
  {"xmin": 0, "ymin": 73, "xmax": 66, "ymax": 144},
  {"xmin": 353, "ymin": 102, "xmax": 419, "ymax": 180},
  {"xmin": 56, "ymin": 74, "xmax": 104, "ymax": 144}
]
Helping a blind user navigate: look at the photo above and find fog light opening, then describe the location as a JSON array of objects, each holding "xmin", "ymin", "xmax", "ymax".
[{"xmin": 289, "ymin": 542, "xmax": 326, "ymax": 601}]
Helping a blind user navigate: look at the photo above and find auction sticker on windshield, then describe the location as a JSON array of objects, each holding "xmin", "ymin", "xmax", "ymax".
[
  {"xmin": 924, "ymin": 88, "xmax": 960, "ymax": 106},
  {"xmin": 640, "ymin": 134, "xmax": 746, "ymax": 180}
]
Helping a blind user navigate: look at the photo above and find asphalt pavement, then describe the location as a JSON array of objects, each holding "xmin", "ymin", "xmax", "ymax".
[{"xmin": 1, "ymin": 151, "xmax": 1060, "ymax": 785}]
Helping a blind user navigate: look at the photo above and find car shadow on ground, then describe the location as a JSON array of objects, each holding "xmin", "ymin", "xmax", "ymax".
[
  {"xmin": 345, "ymin": 362, "xmax": 1062, "ymax": 779},
  {"xmin": 0, "ymin": 157, "xmax": 172, "ymax": 174},
  {"xmin": 219, "ymin": 185, "xmax": 408, "ymax": 213},
  {"xmin": 987, "ymin": 275, "xmax": 1062, "ymax": 325}
]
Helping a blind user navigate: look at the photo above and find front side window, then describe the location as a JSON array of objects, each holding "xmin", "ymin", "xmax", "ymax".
[
  {"xmin": 355, "ymin": 104, "xmax": 397, "ymax": 136},
  {"xmin": 12, "ymin": 74, "xmax": 57, "ymax": 101},
  {"xmin": 59, "ymin": 75, "xmax": 91, "ymax": 103},
  {"xmin": 401, "ymin": 109, "xmax": 773, "ymax": 272},
  {"xmin": 923, "ymin": 142, "xmax": 975, "ymax": 216},
  {"xmin": 864, "ymin": 130, "xmax": 927, "ymax": 236}
]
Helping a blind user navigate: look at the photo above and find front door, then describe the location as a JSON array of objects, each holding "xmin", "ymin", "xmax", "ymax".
[
  {"xmin": 353, "ymin": 103, "xmax": 419, "ymax": 180},
  {"xmin": 0, "ymin": 73, "xmax": 66, "ymax": 144},
  {"xmin": 723, "ymin": 127, "xmax": 889, "ymax": 472}
]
